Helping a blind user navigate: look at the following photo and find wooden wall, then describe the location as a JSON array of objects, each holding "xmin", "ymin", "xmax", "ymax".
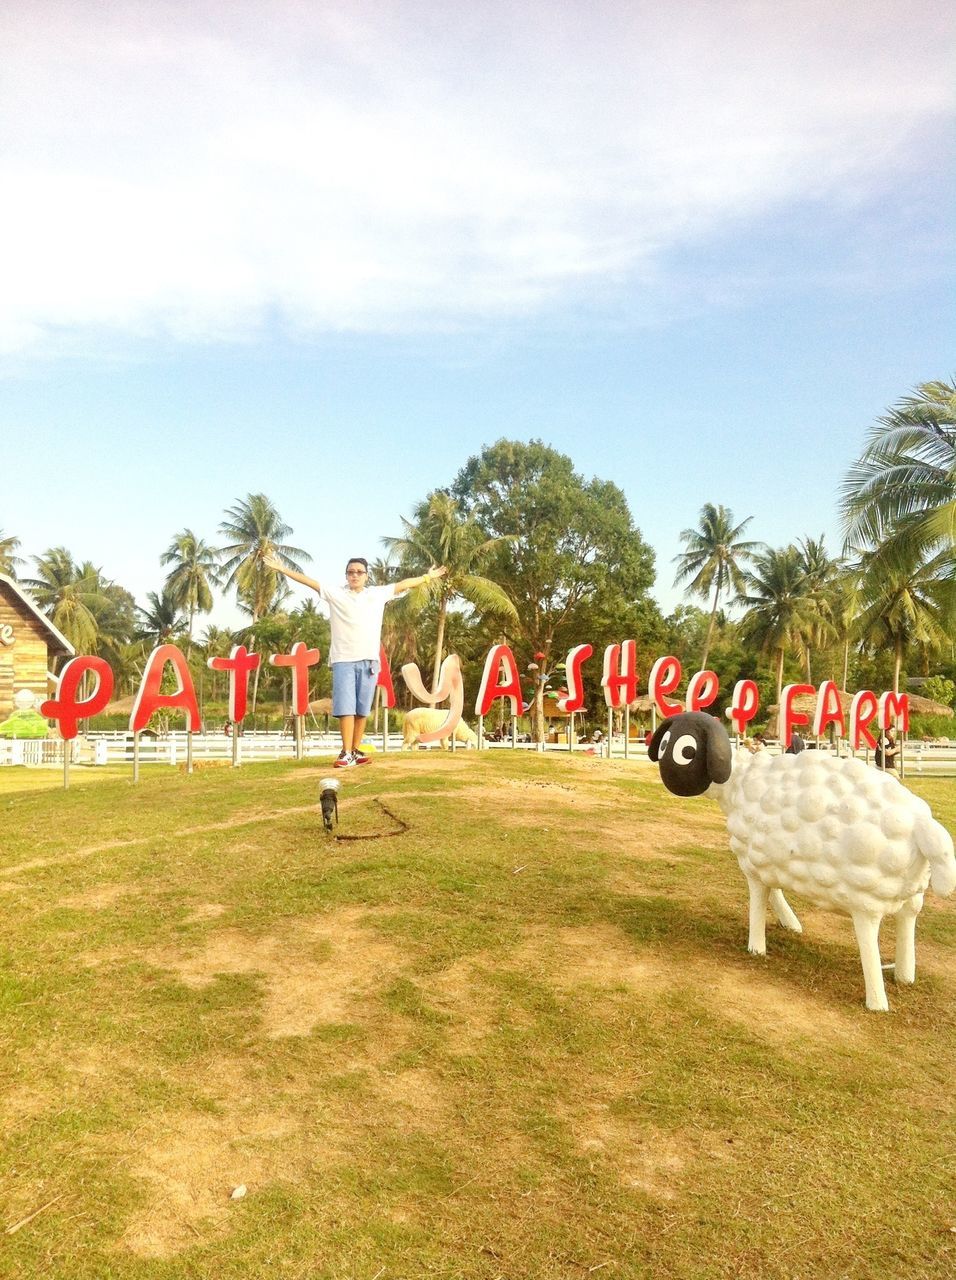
[{"xmin": 0, "ymin": 587, "xmax": 55, "ymax": 718}]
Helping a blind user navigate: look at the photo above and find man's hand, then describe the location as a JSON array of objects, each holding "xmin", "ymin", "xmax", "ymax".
[
  {"xmin": 428, "ymin": 565, "xmax": 448, "ymax": 580},
  {"xmin": 262, "ymin": 553, "xmax": 282, "ymax": 572}
]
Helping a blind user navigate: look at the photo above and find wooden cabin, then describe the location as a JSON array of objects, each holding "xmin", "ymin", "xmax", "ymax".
[{"xmin": 0, "ymin": 574, "xmax": 74, "ymax": 718}]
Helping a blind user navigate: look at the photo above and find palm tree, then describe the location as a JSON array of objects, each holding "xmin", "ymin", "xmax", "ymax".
[
  {"xmin": 0, "ymin": 531, "xmax": 23, "ymax": 578},
  {"xmin": 160, "ymin": 530, "xmax": 221, "ymax": 654},
  {"xmin": 367, "ymin": 556, "xmax": 399, "ymax": 587},
  {"xmin": 384, "ymin": 490, "xmax": 518, "ymax": 689},
  {"xmin": 855, "ymin": 546, "xmax": 954, "ymax": 694},
  {"xmin": 841, "ymin": 378, "xmax": 956, "ymax": 569},
  {"xmin": 795, "ymin": 536, "xmax": 839, "ymax": 683},
  {"xmin": 828, "ymin": 567, "xmax": 860, "ymax": 693},
  {"xmin": 736, "ymin": 546, "xmax": 816, "ymax": 708},
  {"xmin": 673, "ymin": 503, "xmax": 761, "ymax": 670},
  {"xmin": 219, "ymin": 495, "xmax": 309, "ymax": 712},
  {"xmin": 24, "ymin": 549, "xmax": 109, "ymax": 660},
  {"xmin": 136, "ymin": 588, "xmax": 188, "ymax": 647},
  {"xmin": 199, "ymin": 624, "xmax": 238, "ymax": 702},
  {"xmin": 219, "ymin": 495, "xmax": 309, "ymax": 622}
]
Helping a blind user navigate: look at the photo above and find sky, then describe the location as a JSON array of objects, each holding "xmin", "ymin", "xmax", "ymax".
[{"xmin": 2, "ymin": 0, "xmax": 954, "ymax": 633}]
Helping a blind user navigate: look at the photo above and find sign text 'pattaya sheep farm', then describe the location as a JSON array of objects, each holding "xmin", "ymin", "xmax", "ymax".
[{"xmin": 40, "ymin": 639, "xmax": 909, "ymax": 749}]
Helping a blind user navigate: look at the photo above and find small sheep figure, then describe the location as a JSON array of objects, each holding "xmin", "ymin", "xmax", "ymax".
[
  {"xmin": 401, "ymin": 707, "xmax": 479, "ymax": 750},
  {"xmin": 649, "ymin": 713, "xmax": 956, "ymax": 1011}
]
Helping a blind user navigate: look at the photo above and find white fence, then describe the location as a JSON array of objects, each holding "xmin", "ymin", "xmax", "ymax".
[{"xmin": 1, "ymin": 731, "xmax": 955, "ymax": 775}]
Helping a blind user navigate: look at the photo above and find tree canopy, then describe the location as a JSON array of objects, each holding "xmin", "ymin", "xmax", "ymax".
[{"xmin": 452, "ymin": 439, "xmax": 659, "ymax": 734}]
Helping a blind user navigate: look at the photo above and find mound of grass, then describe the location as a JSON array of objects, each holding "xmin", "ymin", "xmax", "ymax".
[{"xmin": 1, "ymin": 753, "xmax": 954, "ymax": 1278}]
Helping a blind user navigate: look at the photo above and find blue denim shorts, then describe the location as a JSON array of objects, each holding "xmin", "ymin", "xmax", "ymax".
[{"xmin": 332, "ymin": 659, "xmax": 380, "ymax": 717}]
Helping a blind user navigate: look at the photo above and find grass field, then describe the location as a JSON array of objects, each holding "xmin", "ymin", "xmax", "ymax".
[{"xmin": 0, "ymin": 752, "xmax": 954, "ymax": 1279}]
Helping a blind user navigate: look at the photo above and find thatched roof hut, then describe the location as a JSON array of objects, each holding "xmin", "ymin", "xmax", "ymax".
[
  {"xmin": 100, "ymin": 694, "xmax": 136, "ymax": 717},
  {"xmin": 627, "ymin": 695, "xmax": 660, "ymax": 730},
  {"xmin": 904, "ymin": 694, "xmax": 954, "ymax": 718}
]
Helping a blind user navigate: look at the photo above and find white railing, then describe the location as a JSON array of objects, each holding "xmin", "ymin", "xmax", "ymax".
[{"xmin": 2, "ymin": 731, "xmax": 955, "ymax": 775}]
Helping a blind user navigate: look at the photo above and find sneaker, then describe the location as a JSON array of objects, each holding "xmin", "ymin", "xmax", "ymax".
[
  {"xmin": 333, "ymin": 750, "xmax": 353, "ymax": 768},
  {"xmin": 352, "ymin": 750, "xmax": 372, "ymax": 766}
]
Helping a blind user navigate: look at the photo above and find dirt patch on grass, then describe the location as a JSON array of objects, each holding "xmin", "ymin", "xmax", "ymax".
[
  {"xmin": 569, "ymin": 1102, "xmax": 733, "ymax": 1200},
  {"xmin": 59, "ymin": 882, "xmax": 132, "ymax": 910},
  {"xmin": 374, "ymin": 1066, "xmax": 452, "ymax": 1132},
  {"xmin": 182, "ymin": 902, "xmax": 227, "ymax": 924},
  {"xmin": 516, "ymin": 923, "xmax": 667, "ymax": 995},
  {"xmin": 116, "ymin": 1100, "xmax": 306, "ymax": 1257},
  {"xmin": 146, "ymin": 906, "xmax": 406, "ymax": 1038},
  {"xmin": 1, "ymin": 806, "xmax": 320, "ymax": 876},
  {"xmin": 503, "ymin": 922, "xmax": 865, "ymax": 1041}
]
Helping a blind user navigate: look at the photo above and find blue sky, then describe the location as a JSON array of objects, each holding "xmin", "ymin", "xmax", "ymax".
[{"xmin": 2, "ymin": 0, "xmax": 953, "ymax": 631}]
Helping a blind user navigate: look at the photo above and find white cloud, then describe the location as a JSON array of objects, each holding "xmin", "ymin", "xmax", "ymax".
[{"xmin": 0, "ymin": 0, "xmax": 952, "ymax": 354}]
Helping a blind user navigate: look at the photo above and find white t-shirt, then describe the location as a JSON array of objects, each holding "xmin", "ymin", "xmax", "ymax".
[{"xmin": 319, "ymin": 583, "xmax": 396, "ymax": 663}]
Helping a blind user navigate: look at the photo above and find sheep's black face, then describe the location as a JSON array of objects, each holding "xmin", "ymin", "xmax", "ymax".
[{"xmin": 648, "ymin": 712, "xmax": 733, "ymax": 797}]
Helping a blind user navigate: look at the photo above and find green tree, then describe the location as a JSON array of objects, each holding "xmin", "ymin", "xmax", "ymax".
[
  {"xmin": 384, "ymin": 490, "xmax": 518, "ymax": 689},
  {"xmin": 0, "ymin": 531, "xmax": 24, "ymax": 578},
  {"xmin": 841, "ymin": 378, "xmax": 956, "ymax": 570},
  {"xmin": 453, "ymin": 440, "xmax": 657, "ymax": 740},
  {"xmin": 827, "ymin": 566, "xmax": 860, "ymax": 692},
  {"xmin": 795, "ymin": 535, "xmax": 840, "ymax": 683},
  {"xmin": 922, "ymin": 675, "xmax": 955, "ymax": 708},
  {"xmin": 673, "ymin": 503, "xmax": 760, "ymax": 670},
  {"xmin": 80, "ymin": 564, "xmax": 138, "ymax": 669},
  {"xmin": 737, "ymin": 546, "xmax": 816, "ymax": 709},
  {"xmin": 25, "ymin": 549, "xmax": 109, "ymax": 660},
  {"xmin": 855, "ymin": 546, "xmax": 954, "ymax": 694},
  {"xmin": 219, "ymin": 495, "xmax": 309, "ymax": 625},
  {"xmin": 160, "ymin": 530, "xmax": 221, "ymax": 654},
  {"xmin": 136, "ymin": 589, "xmax": 187, "ymax": 647},
  {"xmin": 219, "ymin": 495, "xmax": 309, "ymax": 711}
]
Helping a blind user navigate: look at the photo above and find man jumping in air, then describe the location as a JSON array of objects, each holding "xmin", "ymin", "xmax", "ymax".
[{"xmin": 263, "ymin": 553, "xmax": 446, "ymax": 767}]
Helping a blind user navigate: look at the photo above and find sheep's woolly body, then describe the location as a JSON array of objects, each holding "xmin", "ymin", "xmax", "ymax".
[
  {"xmin": 649, "ymin": 712, "xmax": 955, "ymax": 1011},
  {"xmin": 712, "ymin": 749, "xmax": 955, "ymax": 916}
]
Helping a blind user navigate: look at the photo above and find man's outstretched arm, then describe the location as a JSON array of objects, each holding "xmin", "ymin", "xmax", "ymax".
[
  {"xmin": 393, "ymin": 565, "xmax": 447, "ymax": 595},
  {"xmin": 263, "ymin": 553, "xmax": 321, "ymax": 593}
]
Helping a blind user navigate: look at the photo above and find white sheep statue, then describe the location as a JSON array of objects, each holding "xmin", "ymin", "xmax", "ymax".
[{"xmin": 649, "ymin": 713, "xmax": 956, "ymax": 1011}]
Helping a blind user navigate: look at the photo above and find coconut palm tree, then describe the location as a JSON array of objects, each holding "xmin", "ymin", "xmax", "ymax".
[
  {"xmin": 24, "ymin": 549, "xmax": 109, "ymax": 660},
  {"xmin": 136, "ymin": 589, "xmax": 188, "ymax": 647},
  {"xmin": 383, "ymin": 490, "xmax": 518, "ymax": 689},
  {"xmin": 160, "ymin": 530, "xmax": 222, "ymax": 654},
  {"xmin": 855, "ymin": 546, "xmax": 955, "ymax": 694},
  {"xmin": 828, "ymin": 567, "xmax": 861, "ymax": 692},
  {"xmin": 841, "ymin": 378, "xmax": 956, "ymax": 569},
  {"xmin": 795, "ymin": 535, "xmax": 840, "ymax": 683},
  {"xmin": 673, "ymin": 503, "xmax": 761, "ymax": 670},
  {"xmin": 219, "ymin": 495, "xmax": 309, "ymax": 624},
  {"xmin": 0, "ymin": 531, "xmax": 23, "ymax": 578},
  {"xmin": 736, "ymin": 546, "xmax": 817, "ymax": 708},
  {"xmin": 219, "ymin": 495, "xmax": 309, "ymax": 712}
]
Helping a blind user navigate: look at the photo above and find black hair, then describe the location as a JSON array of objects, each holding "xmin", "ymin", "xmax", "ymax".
[{"xmin": 346, "ymin": 557, "xmax": 369, "ymax": 572}]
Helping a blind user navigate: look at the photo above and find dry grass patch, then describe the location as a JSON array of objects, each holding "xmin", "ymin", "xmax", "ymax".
[{"xmin": 146, "ymin": 906, "xmax": 406, "ymax": 1038}]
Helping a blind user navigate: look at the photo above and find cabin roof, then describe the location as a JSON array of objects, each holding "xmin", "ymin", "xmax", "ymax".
[{"xmin": 0, "ymin": 574, "xmax": 75, "ymax": 658}]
